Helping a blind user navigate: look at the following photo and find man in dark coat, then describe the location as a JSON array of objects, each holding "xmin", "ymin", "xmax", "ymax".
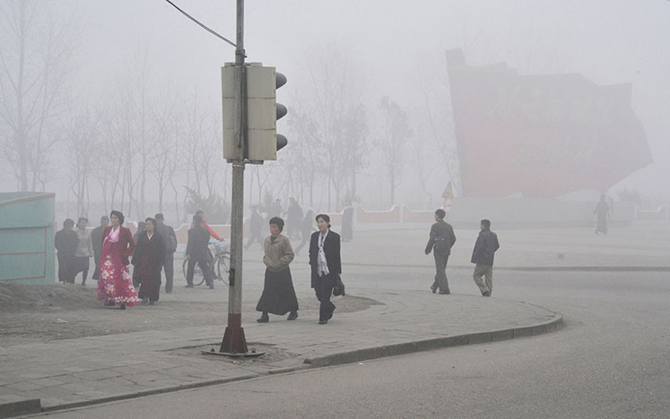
[
  {"xmin": 286, "ymin": 198, "xmax": 303, "ymax": 240},
  {"xmin": 155, "ymin": 213, "xmax": 178, "ymax": 293},
  {"xmin": 185, "ymin": 214, "xmax": 214, "ymax": 289},
  {"xmin": 471, "ymin": 219, "xmax": 500, "ymax": 297},
  {"xmin": 245, "ymin": 206, "xmax": 265, "ymax": 250},
  {"xmin": 132, "ymin": 218, "xmax": 166, "ymax": 304},
  {"xmin": 90, "ymin": 215, "xmax": 109, "ymax": 282},
  {"xmin": 55, "ymin": 219, "xmax": 79, "ymax": 283},
  {"xmin": 309, "ymin": 214, "xmax": 342, "ymax": 324},
  {"xmin": 425, "ymin": 208, "xmax": 457, "ymax": 295}
]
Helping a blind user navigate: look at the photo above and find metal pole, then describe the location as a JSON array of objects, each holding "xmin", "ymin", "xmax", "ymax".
[{"xmin": 220, "ymin": 0, "xmax": 248, "ymax": 354}]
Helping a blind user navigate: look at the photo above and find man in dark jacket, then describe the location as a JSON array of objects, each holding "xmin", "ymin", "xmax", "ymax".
[
  {"xmin": 90, "ymin": 215, "xmax": 109, "ymax": 281},
  {"xmin": 55, "ymin": 219, "xmax": 79, "ymax": 283},
  {"xmin": 471, "ymin": 219, "xmax": 500, "ymax": 297},
  {"xmin": 185, "ymin": 214, "xmax": 214, "ymax": 289},
  {"xmin": 245, "ymin": 206, "xmax": 264, "ymax": 250},
  {"xmin": 155, "ymin": 213, "xmax": 178, "ymax": 293},
  {"xmin": 425, "ymin": 209, "xmax": 456, "ymax": 295}
]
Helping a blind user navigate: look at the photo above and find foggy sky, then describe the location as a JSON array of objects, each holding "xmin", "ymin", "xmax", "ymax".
[{"xmin": 2, "ymin": 0, "xmax": 669, "ymax": 212}]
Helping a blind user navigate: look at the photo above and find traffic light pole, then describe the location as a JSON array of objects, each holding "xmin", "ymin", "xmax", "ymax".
[{"xmin": 220, "ymin": 0, "xmax": 248, "ymax": 354}]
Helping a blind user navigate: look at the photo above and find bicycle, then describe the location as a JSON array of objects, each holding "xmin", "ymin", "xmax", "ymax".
[{"xmin": 182, "ymin": 240, "xmax": 230, "ymax": 286}]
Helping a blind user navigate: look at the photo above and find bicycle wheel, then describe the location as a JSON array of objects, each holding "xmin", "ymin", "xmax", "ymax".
[
  {"xmin": 217, "ymin": 254, "xmax": 230, "ymax": 285},
  {"xmin": 182, "ymin": 259, "xmax": 206, "ymax": 286}
]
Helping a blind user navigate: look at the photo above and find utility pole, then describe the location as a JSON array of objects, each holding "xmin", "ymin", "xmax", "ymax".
[{"xmin": 220, "ymin": 0, "xmax": 248, "ymax": 354}]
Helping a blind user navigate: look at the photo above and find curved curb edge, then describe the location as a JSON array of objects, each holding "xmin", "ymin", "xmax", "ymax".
[{"xmin": 303, "ymin": 312, "xmax": 564, "ymax": 368}]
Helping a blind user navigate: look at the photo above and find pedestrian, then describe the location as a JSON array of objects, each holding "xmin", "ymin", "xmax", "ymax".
[
  {"xmin": 341, "ymin": 201, "xmax": 354, "ymax": 242},
  {"xmin": 185, "ymin": 214, "xmax": 214, "ymax": 289},
  {"xmin": 133, "ymin": 221, "xmax": 146, "ymax": 246},
  {"xmin": 245, "ymin": 206, "xmax": 264, "ymax": 250},
  {"xmin": 471, "ymin": 219, "xmax": 500, "ymax": 297},
  {"xmin": 132, "ymin": 218, "xmax": 166, "ymax": 305},
  {"xmin": 155, "ymin": 213, "xmax": 178, "ymax": 293},
  {"xmin": 309, "ymin": 214, "xmax": 341, "ymax": 325},
  {"xmin": 425, "ymin": 208, "xmax": 457, "ymax": 295},
  {"xmin": 286, "ymin": 197, "xmax": 303, "ymax": 240},
  {"xmin": 594, "ymin": 194, "xmax": 610, "ymax": 235},
  {"xmin": 54, "ymin": 218, "xmax": 78, "ymax": 284},
  {"xmin": 256, "ymin": 217, "xmax": 299, "ymax": 323},
  {"xmin": 294, "ymin": 209, "xmax": 315, "ymax": 255},
  {"xmin": 91, "ymin": 215, "xmax": 109, "ymax": 283},
  {"xmin": 193, "ymin": 210, "xmax": 223, "ymax": 241},
  {"xmin": 97, "ymin": 210, "xmax": 140, "ymax": 309},
  {"xmin": 73, "ymin": 217, "xmax": 93, "ymax": 286}
]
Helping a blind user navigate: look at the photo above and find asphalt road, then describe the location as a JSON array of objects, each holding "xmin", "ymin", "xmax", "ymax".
[{"xmin": 26, "ymin": 269, "xmax": 670, "ymax": 419}]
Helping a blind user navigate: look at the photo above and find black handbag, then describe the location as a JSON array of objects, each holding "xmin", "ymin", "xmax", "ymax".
[{"xmin": 333, "ymin": 275, "xmax": 345, "ymax": 296}]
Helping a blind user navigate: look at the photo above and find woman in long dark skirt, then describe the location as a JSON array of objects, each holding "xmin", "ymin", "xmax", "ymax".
[
  {"xmin": 256, "ymin": 217, "xmax": 299, "ymax": 322},
  {"xmin": 131, "ymin": 218, "xmax": 165, "ymax": 305}
]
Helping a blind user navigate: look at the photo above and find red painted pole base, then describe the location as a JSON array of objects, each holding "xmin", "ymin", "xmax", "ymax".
[{"xmin": 220, "ymin": 313, "xmax": 248, "ymax": 354}]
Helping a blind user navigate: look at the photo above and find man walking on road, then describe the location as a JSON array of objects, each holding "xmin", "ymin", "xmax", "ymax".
[
  {"xmin": 425, "ymin": 209, "xmax": 456, "ymax": 295},
  {"xmin": 471, "ymin": 219, "xmax": 500, "ymax": 297},
  {"xmin": 155, "ymin": 213, "xmax": 178, "ymax": 293}
]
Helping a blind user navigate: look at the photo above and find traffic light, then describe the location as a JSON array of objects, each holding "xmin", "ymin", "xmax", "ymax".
[{"xmin": 222, "ymin": 63, "xmax": 288, "ymax": 162}]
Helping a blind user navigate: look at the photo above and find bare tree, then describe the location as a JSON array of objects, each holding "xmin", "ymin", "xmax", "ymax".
[
  {"xmin": 64, "ymin": 105, "xmax": 101, "ymax": 217},
  {"xmin": 149, "ymin": 92, "xmax": 182, "ymax": 214},
  {"xmin": 300, "ymin": 43, "xmax": 368, "ymax": 211},
  {"xmin": 0, "ymin": 0, "xmax": 75, "ymax": 191},
  {"xmin": 377, "ymin": 97, "xmax": 411, "ymax": 206}
]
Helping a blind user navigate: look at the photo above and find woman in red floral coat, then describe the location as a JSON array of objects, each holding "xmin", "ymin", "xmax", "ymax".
[{"xmin": 97, "ymin": 210, "xmax": 140, "ymax": 309}]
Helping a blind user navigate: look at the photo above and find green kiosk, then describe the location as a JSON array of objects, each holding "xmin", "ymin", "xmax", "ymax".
[{"xmin": 0, "ymin": 192, "xmax": 55, "ymax": 284}]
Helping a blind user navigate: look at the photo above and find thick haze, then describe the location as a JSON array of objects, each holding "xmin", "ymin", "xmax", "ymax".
[{"xmin": 1, "ymin": 0, "xmax": 668, "ymax": 221}]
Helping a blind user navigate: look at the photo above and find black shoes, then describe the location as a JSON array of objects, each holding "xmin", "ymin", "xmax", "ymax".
[
  {"xmin": 257, "ymin": 313, "xmax": 269, "ymax": 323},
  {"xmin": 430, "ymin": 283, "xmax": 438, "ymax": 294},
  {"xmin": 439, "ymin": 290, "xmax": 451, "ymax": 295},
  {"xmin": 318, "ymin": 319, "xmax": 328, "ymax": 325},
  {"xmin": 482, "ymin": 291, "xmax": 491, "ymax": 297},
  {"xmin": 287, "ymin": 311, "xmax": 298, "ymax": 321},
  {"xmin": 185, "ymin": 284, "xmax": 194, "ymax": 288},
  {"xmin": 208, "ymin": 283, "xmax": 214, "ymax": 289}
]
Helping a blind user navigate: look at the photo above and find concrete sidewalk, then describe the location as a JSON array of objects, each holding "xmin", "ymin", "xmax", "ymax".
[{"xmin": 0, "ymin": 289, "xmax": 561, "ymax": 417}]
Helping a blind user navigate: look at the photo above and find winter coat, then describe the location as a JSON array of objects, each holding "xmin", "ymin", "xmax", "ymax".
[
  {"xmin": 470, "ymin": 229, "xmax": 500, "ymax": 266},
  {"xmin": 425, "ymin": 220, "xmax": 457, "ymax": 256}
]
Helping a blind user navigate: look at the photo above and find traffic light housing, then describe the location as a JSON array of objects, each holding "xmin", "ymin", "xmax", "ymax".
[{"xmin": 222, "ymin": 63, "xmax": 287, "ymax": 162}]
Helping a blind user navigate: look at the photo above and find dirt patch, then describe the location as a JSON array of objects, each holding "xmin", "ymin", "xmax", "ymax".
[
  {"xmin": 0, "ymin": 283, "xmax": 382, "ymax": 347},
  {"xmin": 0, "ymin": 283, "xmax": 100, "ymax": 312}
]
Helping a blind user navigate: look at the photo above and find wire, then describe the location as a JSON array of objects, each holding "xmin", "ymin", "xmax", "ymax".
[{"xmin": 163, "ymin": 0, "xmax": 236, "ymax": 48}]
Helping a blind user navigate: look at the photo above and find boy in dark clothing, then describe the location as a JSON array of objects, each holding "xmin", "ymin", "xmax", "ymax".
[
  {"xmin": 471, "ymin": 219, "xmax": 500, "ymax": 297},
  {"xmin": 55, "ymin": 219, "xmax": 79, "ymax": 283},
  {"xmin": 185, "ymin": 215, "xmax": 214, "ymax": 289}
]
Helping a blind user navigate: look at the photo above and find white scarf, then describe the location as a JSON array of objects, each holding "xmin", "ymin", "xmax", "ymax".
[{"xmin": 318, "ymin": 230, "xmax": 330, "ymax": 277}]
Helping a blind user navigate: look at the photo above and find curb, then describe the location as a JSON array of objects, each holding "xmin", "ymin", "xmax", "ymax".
[
  {"xmin": 1, "ymin": 312, "xmax": 563, "ymax": 418},
  {"xmin": 303, "ymin": 312, "xmax": 563, "ymax": 368},
  {"xmin": 345, "ymin": 263, "xmax": 670, "ymax": 272},
  {"xmin": 0, "ymin": 399, "xmax": 41, "ymax": 419}
]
